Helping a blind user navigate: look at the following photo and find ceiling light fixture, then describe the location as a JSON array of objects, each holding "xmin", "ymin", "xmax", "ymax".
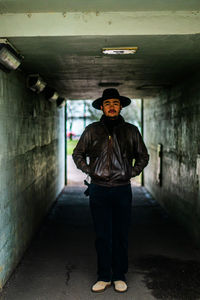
[
  {"xmin": 0, "ymin": 39, "xmax": 23, "ymax": 72},
  {"xmin": 27, "ymin": 74, "xmax": 46, "ymax": 93},
  {"xmin": 102, "ymin": 47, "xmax": 138, "ymax": 55}
]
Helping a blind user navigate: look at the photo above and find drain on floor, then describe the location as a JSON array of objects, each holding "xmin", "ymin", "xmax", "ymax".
[{"xmin": 133, "ymin": 255, "xmax": 200, "ymax": 300}]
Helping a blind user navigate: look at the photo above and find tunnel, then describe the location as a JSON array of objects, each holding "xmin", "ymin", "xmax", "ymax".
[{"xmin": 0, "ymin": 1, "xmax": 200, "ymax": 299}]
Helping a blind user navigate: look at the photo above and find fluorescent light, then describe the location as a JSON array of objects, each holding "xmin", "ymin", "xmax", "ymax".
[{"xmin": 102, "ymin": 47, "xmax": 138, "ymax": 55}]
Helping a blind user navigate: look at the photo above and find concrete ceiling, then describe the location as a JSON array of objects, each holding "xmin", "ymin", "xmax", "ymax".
[
  {"xmin": 8, "ymin": 34, "xmax": 200, "ymax": 99},
  {"xmin": 1, "ymin": 0, "xmax": 200, "ymax": 13},
  {"xmin": 0, "ymin": 1, "xmax": 200, "ymax": 99}
]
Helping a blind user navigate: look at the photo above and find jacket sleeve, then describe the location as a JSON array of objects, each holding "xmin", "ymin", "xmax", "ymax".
[
  {"xmin": 72, "ymin": 127, "xmax": 91, "ymax": 174},
  {"xmin": 132, "ymin": 127, "xmax": 149, "ymax": 177}
]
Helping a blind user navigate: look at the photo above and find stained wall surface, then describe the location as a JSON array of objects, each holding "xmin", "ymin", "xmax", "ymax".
[
  {"xmin": 144, "ymin": 72, "xmax": 200, "ymax": 245},
  {"xmin": 0, "ymin": 70, "xmax": 65, "ymax": 288}
]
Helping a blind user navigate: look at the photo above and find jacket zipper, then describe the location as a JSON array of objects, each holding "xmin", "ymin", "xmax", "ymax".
[
  {"xmin": 107, "ymin": 135, "xmax": 112, "ymax": 178},
  {"xmin": 103, "ymin": 123, "xmax": 113, "ymax": 179}
]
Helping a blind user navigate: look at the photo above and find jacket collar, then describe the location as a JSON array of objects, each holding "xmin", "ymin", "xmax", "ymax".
[{"xmin": 100, "ymin": 114, "xmax": 125, "ymax": 125}]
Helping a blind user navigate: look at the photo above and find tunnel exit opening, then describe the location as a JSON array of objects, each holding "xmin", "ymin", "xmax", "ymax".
[{"xmin": 65, "ymin": 98, "xmax": 143, "ymax": 187}]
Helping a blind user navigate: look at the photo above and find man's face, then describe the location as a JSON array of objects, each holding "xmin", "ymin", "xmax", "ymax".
[{"xmin": 100, "ymin": 98, "xmax": 122, "ymax": 118}]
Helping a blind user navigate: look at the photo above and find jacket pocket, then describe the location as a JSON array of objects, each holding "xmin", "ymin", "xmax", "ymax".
[
  {"xmin": 122, "ymin": 154, "xmax": 132, "ymax": 180},
  {"xmin": 90, "ymin": 155, "xmax": 110, "ymax": 179}
]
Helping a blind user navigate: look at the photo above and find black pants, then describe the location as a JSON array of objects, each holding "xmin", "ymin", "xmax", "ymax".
[{"xmin": 89, "ymin": 183, "xmax": 132, "ymax": 282}]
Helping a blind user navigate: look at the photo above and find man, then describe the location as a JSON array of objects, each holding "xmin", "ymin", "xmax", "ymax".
[{"xmin": 72, "ymin": 88, "xmax": 149, "ymax": 293}]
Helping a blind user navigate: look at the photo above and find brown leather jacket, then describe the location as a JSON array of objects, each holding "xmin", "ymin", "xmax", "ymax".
[{"xmin": 72, "ymin": 115, "xmax": 149, "ymax": 187}]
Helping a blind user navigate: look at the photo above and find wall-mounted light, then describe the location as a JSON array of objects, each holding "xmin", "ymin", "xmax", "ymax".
[
  {"xmin": 0, "ymin": 39, "xmax": 23, "ymax": 72},
  {"xmin": 44, "ymin": 87, "xmax": 59, "ymax": 102},
  {"xmin": 102, "ymin": 47, "xmax": 138, "ymax": 55},
  {"xmin": 57, "ymin": 97, "xmax": 66, "ymax": 108},
  {"xmin": 27, "ymin": 74, "xmax": 46, "ymax": 93}
]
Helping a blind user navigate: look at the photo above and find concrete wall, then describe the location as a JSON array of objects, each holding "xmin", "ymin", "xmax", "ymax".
[
  {"xmin": 0, "ymin": 70, "xmax": 65, "ymax": 288},
  {"xmin": 144, "ymin": 72, "xmax": 200, "ymax": 245}
]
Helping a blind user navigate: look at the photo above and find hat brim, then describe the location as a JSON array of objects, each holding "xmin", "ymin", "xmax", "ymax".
[{"xmin": 92, "ymin": 96, "xmax": 131, "ymax": 110}]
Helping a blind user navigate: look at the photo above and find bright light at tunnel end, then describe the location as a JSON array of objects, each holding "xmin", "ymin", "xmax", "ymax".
[{"xmin": 102, "ymin": 47, "xmax": 138, "ymax": 55}]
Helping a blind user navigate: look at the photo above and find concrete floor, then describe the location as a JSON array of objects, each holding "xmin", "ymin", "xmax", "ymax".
[{"xmin": 1, "ymin": 186, "xmax": 200, "ymax": 300}]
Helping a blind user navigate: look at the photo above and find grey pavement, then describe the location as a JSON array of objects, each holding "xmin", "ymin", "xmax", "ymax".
[{"xmin": 1, "ymin": 186, "xmax": 200, "ymax": 300}]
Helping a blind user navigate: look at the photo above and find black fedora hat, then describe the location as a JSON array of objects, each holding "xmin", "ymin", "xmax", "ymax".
[{"xmin": 92, "ymin": 88, "xmax": 131, "ymax": 110}]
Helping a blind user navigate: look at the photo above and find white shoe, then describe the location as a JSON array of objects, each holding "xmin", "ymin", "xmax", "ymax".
[
  {"xmin": 113, "ymin": 280, "xmax": 128, "ymax": 292},
  {"xmin": 91, "ymin": 281, "xmax": 111, "ymax": 292}
]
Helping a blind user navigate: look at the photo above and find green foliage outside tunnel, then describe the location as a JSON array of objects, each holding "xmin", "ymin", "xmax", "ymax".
[{"xmin": 67, "ymin": 139, "xmax": 78, "ymax": 155}]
